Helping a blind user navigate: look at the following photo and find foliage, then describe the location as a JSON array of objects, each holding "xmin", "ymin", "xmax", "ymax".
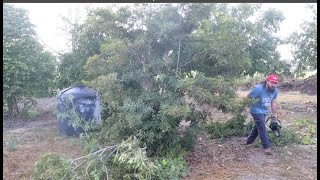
[
  {"xmin": 292, "ymin": 119, "xmax": 317, "ymax": 145},
  {"xmin": 246, "ymin": 7, "xmax": 292, "ymax": 76},
  {"xmin": 57, "ymin": 95, "xmax": 101, "ymax": 134},
  {"xmin": 180, "ymin": 124, "xmax": 200, "ymax": 151},
  {"xmin": 205, "ymin": 114, "xmax": 253, "ymax": 139},
  {"xmin": 288, "ymin": 4, "xmax": 317, "ymax": 77},
  {"xmin": 32, "ymin": 153, "xmax": 72, "ymax": 180},
  {"xmin": 55, "ymin": 7, "xmax": 122, "ymax": 89},
  {"xmin": 20, "ymin": 107, "xmax": 40, "ymax": 119},
  {"xmin": 79, "ymin": 133, "xmax": 101, "ymax": 154},
  {"xmin": 266, "ymin": 129, "xmax": 302, "ymax": 147},
  {"xmin": 6, "ymin": 134, "xmax": 17, "ymax": 152},
  {"xmin": 178, "ymin": 4, "xmax": 290, "ymax": 78},
  {"xmin": 32, "ymin": 136, "xmax": 188, "ymax": 179},
  {"xmin": 46, "ymin": 3, "xmax": 310, "ymax": 178},
  {"xmin": 3, "ymin": 4, "xmax": 56, "ymax": 116},
  {"xmin": 111, "ymin": 137, "xmax": 158, "ymax": 179},
  {"xmin": 153, "ymin": 152, "xmax": 188, "ymax": 180},
  {"xmin": 79, "ymin": 3, "xmax": 286, "ymax": 157}
]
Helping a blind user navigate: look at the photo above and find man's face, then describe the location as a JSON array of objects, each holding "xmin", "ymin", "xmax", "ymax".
[{"xmin": 267, "ymin": 80, "xmax": 278, "ymax": 91}]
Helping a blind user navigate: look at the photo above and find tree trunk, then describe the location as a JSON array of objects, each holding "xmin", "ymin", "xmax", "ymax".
[
  {"xmin": 7, "ymin": 97, "xmax": 14, "ymax": 119},
  {"xmin": 14, "ymin": 97, "xmax": 19, "ymax": 115},
  {"xmin": 176, "ymin": 38, "xmax": 181, "ymax": 75}
]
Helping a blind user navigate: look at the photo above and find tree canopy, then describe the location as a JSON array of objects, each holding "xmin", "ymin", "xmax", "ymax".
[
  {"xmin": 3, "ymin": 4, "xmax": 56, "ymax": 116},
  {"xmin": 288, "ymin": 4, "xmax": 317, "ymax": 77}
]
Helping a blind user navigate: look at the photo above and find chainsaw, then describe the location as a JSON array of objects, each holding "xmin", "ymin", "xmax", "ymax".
[{"xmin": 266, "ymin": 116, "xmax": 282, "ymax": 137}]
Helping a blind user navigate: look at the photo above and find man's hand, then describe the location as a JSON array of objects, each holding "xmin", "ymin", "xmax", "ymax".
[{"xmin": 271, "ymin": 114, "xmax": 278, "ymax": 121}]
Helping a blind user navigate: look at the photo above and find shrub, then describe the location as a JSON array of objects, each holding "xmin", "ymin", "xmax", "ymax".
[
  {"xmin": 268, "ymin": 129, "xmax": 302, "ymax": 147},
  {"xmin": 154, "ymin": 153, "xmax": 188, "ymax": 180},
  {"xmin": 32, "ymin": 153, "xmax": 72, "ymax": 180},
  {"xmin": 292, "ymin": 119, "xmax": 317, "ymax": 145},
  {"xmin": 6, "ymin": 134, "xmax": 17, "ymax": 152},
  {"xmin": 21, "ymin": 108, "xmax": 40, "ymax": 119},
  {"xmin": 180, "ymin": 126, "xmax": 199, "ymax": 151},
  {"xmin": 32, "ymin": 136, "xmax": 189, "ymax": 179},
  {"xmin": 205, "ymin": 114, "xmax": 252, "ymax": 139}
]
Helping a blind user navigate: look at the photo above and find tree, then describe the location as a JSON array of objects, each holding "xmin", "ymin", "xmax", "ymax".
[
  {"xmin": 178, "ymin": 4, "xmax": 290, "ymax": 78},
  {"xmin": 288, "ymin": 4, "xmax": 317, "ymax": 77},
  {"xmin": 55, "ymin": 7, "xmax": 125, "ymax": 88},
  {"xmin": 82, "ymin": 4, "xmax": 245, "ymax": 157},
  {"xmin": 247, "ymin": 7, "xmax": 293, "ymax": 76},
  {"xmin": 3, "ymin": 4, "xmax": 56, "ymax": 116},
  {"xmin": 179, "ymin": 4, "xmax": 255, "ymax": 78},
  {"xmin": 32, "ymin": 4, "xmax": 292, "ymax": 179}
]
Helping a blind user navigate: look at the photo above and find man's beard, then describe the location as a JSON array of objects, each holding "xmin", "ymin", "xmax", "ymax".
[{"xmin": 267, "ymin": 86, "xmax": 275, "ymax": 92}]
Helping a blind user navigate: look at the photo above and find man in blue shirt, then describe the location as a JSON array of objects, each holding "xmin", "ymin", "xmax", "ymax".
[{"xmin": 246, "ymin": 74, "xmax": 280, "ymax": 155}]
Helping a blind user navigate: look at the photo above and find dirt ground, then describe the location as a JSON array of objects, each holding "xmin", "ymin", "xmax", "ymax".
[
  {"xmin": 183, "ymin": 90, "xmax": 317, "ymax": 180},
  {"xmin": 278, "ymin": 74, "xmax": 317, "ymax": 96},
  {"xmin": 3, "ymin": 89, "xmax": 317, "ymax": 179},
  {"xmin": 3, "ymin": 98, "xmax": 85, "ymax": 180}
]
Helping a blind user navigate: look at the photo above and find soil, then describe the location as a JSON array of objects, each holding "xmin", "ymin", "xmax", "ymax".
[
  {"xmin": 183, "ymin": 90, "xmax": 317, "ymax": 180},
  {"xmin": 3, "ymin": 89, "xmax": 317, "ymax": 179},
  {"xmin": 242, "ymin": 74, "xmax": 317, "ymax": 96},
  {"xmin": 278, "ymin": 74, "xmax": 317, "ymax": 96}
]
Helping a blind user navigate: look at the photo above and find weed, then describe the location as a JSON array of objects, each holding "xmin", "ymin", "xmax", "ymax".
[
  {"xmin": 268, "ymin": 129, "xmax": 302, "ymax": 147},
  {"xmin": 180, "ymin": 124, "xmax": 200, "ymax": 151},
  {"xmin": 32, "ymin": 153, "xmax": 72, "ymax": 180},
  {"xmin": 21, "ymin": 108, "xmax": 40, "ymax": 119},
  {"xmin": 6, "ymin": 134, "xmax": 17, "ymax": 152},
  {"xmin": 154, "ymin": 153, "xmax": 188, "ymax": 179},
  {"xmin": 79, "ymin": 133, "xmax": 101, "ymax": 154},
  {"xmin": 292, "ymin": 119, "xmax": 317, "ymax": 145}
]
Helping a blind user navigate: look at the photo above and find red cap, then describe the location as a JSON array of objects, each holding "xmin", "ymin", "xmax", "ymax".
[{"xmin": 267, "ymin": 74, "xmax": 280, "ymax": 83}]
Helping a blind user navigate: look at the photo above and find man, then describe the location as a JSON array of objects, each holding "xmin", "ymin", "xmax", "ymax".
[{"xmin": 246, "ymin": 74, "xmax": 279, "ymax": 155}]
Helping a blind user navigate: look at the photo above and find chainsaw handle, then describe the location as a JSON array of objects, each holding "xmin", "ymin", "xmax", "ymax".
[{"xmin": 266, "ymin": 116, "xmax": 281, "ymax": 124}]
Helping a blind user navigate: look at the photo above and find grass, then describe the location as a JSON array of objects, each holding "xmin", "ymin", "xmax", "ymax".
[
  {"xmin": 6, "ymin": 134, "xmax": 18, "ymax": 152},
  {"xmin": 292, "ymin": 119, "xmax": 317, "ymax": 145},
  {"xmin": 3, "ymin": 126, "xmax": 85, "ymax": 179}
]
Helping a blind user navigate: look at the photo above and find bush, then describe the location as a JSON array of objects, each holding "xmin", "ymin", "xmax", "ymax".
[
  {"xmin": 21, "ymin": 108, "xmax": 40, "ymax": 119},
  {"xmin": 180, "ymin": 126, "xmax": 199, "ymax": 151},
  {"xmin": 268, "ymin": 129, "xmax": 302, "ymax": 147},
  {"xmin": 6, "ymin": 134, "xmax": 17, "ymax": 152},
  {"xmin": 154, "ymin": 153, "xmax": 188, "ymax": 180},
  {"xmin": 292, "ymin": 119, "xmax": 317, "ymax": 145},
  {"xmin": 205, "ymin": 114, "xmax": 252, "ymax": 139},
  {"xmin": 32, "ymin": 136, "xmax": 189, "ymax": 180},
  {"xmin": 32, "ymin": 153, "xmax": 72, "ymax": 180}
]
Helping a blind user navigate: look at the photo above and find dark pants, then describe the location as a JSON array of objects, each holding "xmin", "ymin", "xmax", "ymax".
[{"xmin": 246, "ymin": 113, "xmax": 270, "ymax": 149}]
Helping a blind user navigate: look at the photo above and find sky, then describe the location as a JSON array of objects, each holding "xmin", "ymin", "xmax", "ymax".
[{"xmin": 9, "ymin": 3, "xmax": 317, "ymax": 61}]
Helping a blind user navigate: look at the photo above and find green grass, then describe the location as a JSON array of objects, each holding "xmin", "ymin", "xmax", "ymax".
[{"xmin": 292, "ymin": 119, "xmax": 317, "ymax": 145}]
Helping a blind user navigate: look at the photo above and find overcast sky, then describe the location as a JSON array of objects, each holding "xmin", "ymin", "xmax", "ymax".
[{"xmin": 9, "ymin": 3, "xmax": 317, "ymax": 61}]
